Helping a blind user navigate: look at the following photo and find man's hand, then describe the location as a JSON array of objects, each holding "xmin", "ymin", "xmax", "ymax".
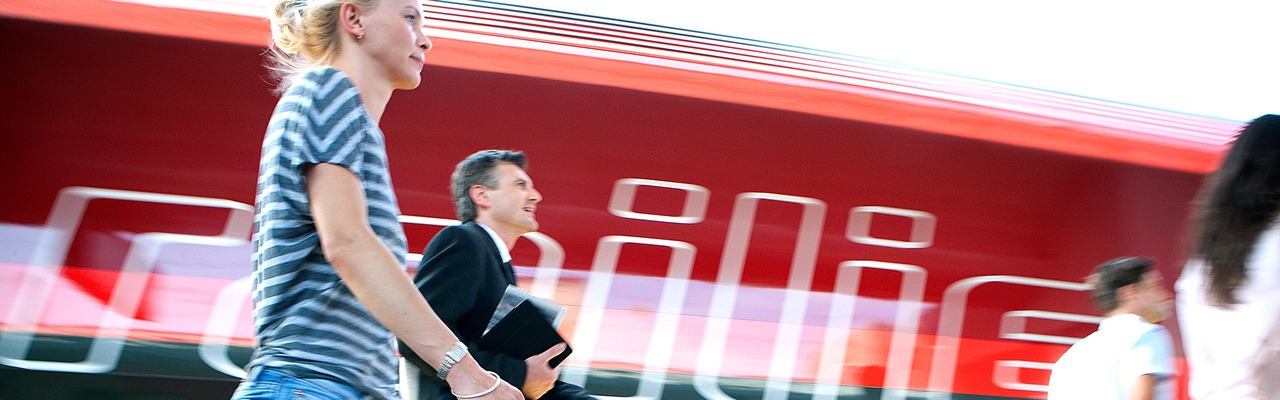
[{"xmin": 523, "ymin": 343, "xmax": 568, "ymax": 399}]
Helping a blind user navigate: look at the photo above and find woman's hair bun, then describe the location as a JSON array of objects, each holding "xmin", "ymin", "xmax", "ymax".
[{"xmin": 270, "ymin": 0, "xmax": 308, "ymax": 55}]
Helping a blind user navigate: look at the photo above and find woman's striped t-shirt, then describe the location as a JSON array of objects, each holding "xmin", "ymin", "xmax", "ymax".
[{"xmin": 247, "ymin": 67, "xmax": 408, "ymax": 399}]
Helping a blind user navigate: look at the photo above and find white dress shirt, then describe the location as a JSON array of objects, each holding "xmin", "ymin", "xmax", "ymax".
[{"xmin": 476, "ymin": 222, "xmax": 512, "ymax": 264}]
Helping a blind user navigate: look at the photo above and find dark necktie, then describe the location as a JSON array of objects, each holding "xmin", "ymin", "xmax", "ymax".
[{"xmin": 501, "ymin": 260, "xmax": 516, "ymax": 284}]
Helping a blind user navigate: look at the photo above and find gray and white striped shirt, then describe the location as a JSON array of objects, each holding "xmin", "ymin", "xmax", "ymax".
[{"xmin": 247, "ymin": 67, "xmax": 407, "ymax": 399}]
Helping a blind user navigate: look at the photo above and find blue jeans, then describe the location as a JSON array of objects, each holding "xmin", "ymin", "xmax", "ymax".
[{"xmin": 232, "ymin": 367, "xmax": 367, "ymax": 400}]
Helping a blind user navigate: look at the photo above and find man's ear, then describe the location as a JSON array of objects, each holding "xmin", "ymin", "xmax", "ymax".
[
  {"xmin": 338, "ymin": 2, "xmax": 365, "ymax": 39},
  {"xmin": 1115, "ymin": 284, "xmax": 1137, "ymax": 305},
  {"xmin": 469, "ymin": 185, "xmax": 490, "ymax": 209}
]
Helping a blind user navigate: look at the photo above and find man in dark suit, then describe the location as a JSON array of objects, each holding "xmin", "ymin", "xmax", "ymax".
[{"xmin": 402, "ymin": 150, "xmax": 592, "ymax": 400}]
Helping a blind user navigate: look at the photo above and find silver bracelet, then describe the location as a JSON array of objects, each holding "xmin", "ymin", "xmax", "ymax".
[
  {"xmin": 451, "ymin": 371, "xmax": 502, "ymax": 399},
  {"xmin": 436, "ymin": 341, "xmax": 468, "ymax": 380}
]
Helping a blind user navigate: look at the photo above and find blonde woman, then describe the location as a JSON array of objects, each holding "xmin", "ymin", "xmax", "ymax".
[{"xmin": 235, "ymin": 0, "xmax": 521, "ymax": 399}]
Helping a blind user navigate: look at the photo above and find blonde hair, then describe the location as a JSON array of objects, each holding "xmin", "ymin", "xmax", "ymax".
[{"xmin": 267, "ymin": 0, "xmax": 378, "ymax": 92}]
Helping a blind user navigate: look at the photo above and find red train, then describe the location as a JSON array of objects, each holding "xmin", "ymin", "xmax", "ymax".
[{"xmin": 0, "ymin": 1, "xmax": 1240, "ymax": 398}]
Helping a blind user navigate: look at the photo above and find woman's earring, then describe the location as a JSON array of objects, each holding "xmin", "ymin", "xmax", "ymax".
[{"xmin": 356, "ymin": 34, "xmax": 364, "ymax": 45}]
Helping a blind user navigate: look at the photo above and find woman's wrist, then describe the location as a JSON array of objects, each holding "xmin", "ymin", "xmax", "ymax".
[
  {"xmin": 451, "ymin": 371, "xmax": 502, "ymax": 399},
  {"xmin": 436, "ymin": 341, "xmax": 468, "ymax": 379},
  {"xmin": 444, "ymin": 357, "xmax": 493, "ymax": 393}
]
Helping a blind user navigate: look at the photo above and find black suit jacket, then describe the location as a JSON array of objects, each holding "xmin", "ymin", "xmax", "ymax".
[{"xmin": 401, "ymin": 221, "xmax": 591, "ymax": 400}]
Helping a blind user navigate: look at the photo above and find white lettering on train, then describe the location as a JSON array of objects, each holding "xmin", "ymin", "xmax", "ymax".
[
  {"xmin": 0, "ymin": 183, "xmax": 1099, "ymax": 400},
  {"xmin": 0, "ymin": 187, "xmax": 252, "ymax": 374}
]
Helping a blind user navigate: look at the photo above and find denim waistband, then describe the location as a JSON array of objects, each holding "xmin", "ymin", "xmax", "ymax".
[{"xmin": 242, "ymin": 367, "xmax": 368, "ymax": 400}]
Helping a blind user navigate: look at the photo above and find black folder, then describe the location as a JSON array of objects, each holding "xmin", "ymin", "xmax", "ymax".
[{"xmin": 477, "ymin": 300, "xmax": 572, "ymax": 367}]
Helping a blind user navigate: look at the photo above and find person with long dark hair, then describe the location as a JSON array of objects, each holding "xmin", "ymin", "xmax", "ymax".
[{"xmin": 1177, "ymin": 114, "xmax": 1280, "ymax": 400}]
